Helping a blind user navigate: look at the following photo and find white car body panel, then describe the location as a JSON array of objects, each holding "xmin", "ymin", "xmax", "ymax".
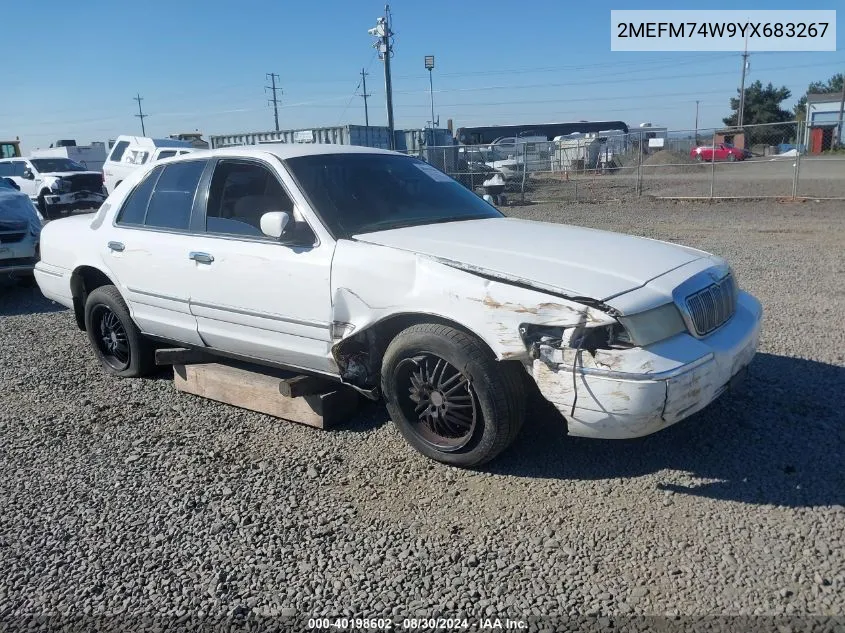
[
  {"xmin": 355, "ymin": 217, "xmax": 714, "ymax": 304},
  {"xmin": 34, "ymin": 143, "xmax": 762, "ymax": 441}
]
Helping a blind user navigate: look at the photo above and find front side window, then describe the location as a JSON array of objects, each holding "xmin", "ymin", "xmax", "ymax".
[
  {"xmin": 12, "ymin": 162, "xmax": 28, "ymax": 177},
  {"xmin": 284, "ymin": 153, "xmax": 502, "ymax": 238},
  {"xmin": 144, "ymin": 161, "xmax": 206, "ymax": 230},
  {"xmin": 115, "ymin": 166, "xmax": 163, "ymax": 226},
  {"xmin": 205, "ymin": 160, "xmax": 293, "ymax": 237},
  {"xmin": 156, "ymin": 150, "xmax": 177, "ymax": 160}
]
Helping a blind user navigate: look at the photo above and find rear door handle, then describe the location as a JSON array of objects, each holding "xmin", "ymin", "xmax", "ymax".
[
  {"xmin": 107, "ymin": 241, "xmax": 124, "ymax": 252},
  {"xmin": 189, "ymin": 252, "xmax": 214, "ymax": 264}
]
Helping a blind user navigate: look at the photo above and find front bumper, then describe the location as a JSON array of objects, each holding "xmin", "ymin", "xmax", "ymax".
[
  {"xmin": 532, "ymin": 291, "xmax": 763, "ymax": 439},
  {"xmin": 42, "ymin": 191, "xmax": 106, "ymax": 210}
]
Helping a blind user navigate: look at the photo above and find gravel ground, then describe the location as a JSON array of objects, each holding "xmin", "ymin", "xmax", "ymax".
[
  {"xmin": 524, "ymin": 156, "xmax": 845, "ymax": 202},
  {"xmin": 1, "ymin": 199, "xmax": 844, "ymax": 629}
]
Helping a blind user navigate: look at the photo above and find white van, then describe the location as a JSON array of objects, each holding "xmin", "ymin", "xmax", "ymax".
[{"xmin": 103, "ymin": 136, "xmax": 195, "ymax": 194}]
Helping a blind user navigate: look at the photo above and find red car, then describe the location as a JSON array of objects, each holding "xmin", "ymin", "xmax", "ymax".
[{"xmin": 690, "ymin": 143, "xmax": 746, "ymax": 162}]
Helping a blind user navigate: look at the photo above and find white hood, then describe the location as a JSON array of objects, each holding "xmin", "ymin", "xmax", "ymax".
[{"xmin": 354, "ymin": 217, "xmax": 709, "ymax": 301}]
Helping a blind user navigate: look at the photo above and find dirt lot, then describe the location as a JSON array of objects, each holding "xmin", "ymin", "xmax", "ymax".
[
  {"xmin": 525, "ymin": 155, "xmax": 845, "ymax": 202},
  {"xmin": 1, "ymin": 198, "xmax": 843, "ymax": 627}
]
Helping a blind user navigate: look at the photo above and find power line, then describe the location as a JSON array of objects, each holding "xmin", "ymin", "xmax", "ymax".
[
  {"xmin": 265, "ymin": 73, "xmax": 282, "ymax": 132},
  {"xmin": 133, "ymin": 93, "xmax": 147, "ymax": 136}
]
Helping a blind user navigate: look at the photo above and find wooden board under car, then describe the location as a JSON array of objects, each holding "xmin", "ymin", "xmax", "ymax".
[{"xmin": 172, "ymin": 362, "xmax": 361, "ymax": 429}]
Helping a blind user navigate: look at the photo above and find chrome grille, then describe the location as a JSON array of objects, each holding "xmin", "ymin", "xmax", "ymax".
[{"xmin": 685, "ymin": 274, "xmax": 737, "ymax": 335}]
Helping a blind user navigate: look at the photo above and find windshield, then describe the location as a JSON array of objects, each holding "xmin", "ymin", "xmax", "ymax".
[
  {"xmin": 283, "ymin": 153, "xmax": 502, "ymax": 238},
  {"xmin": 30, "ymin": 158, "xmax": 86, "ymax": 173}
]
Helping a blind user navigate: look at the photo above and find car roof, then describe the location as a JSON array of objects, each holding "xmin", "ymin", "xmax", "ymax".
[{"xmin": 167, "ymin": 143, "xmax": 402, "ymax": 163}]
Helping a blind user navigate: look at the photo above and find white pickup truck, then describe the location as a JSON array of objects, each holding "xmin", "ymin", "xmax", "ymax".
[
  {"xmin": 33, "ymin": 145, "xmax": 762, "ymax": 466},
  {"xmin": 0, "ymin": 157, "xmax": 106, "ymax": 219}
]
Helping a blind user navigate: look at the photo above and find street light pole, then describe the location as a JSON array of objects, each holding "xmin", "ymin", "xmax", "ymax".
[
  {"xmin": 695, "ymin": 100, "xmax": 700, "ymax": 143},
  {"xmin": 425, "ymin": 55, "xmax": 435, "ymax": 129}
]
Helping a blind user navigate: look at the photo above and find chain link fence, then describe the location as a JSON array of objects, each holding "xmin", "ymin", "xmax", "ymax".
[{"xmin": 401, "ymin": 121, "xmax": 845, "ymax": 203}]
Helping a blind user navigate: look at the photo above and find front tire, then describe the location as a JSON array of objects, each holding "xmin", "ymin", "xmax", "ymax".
[
  {"xmin": 37, "ymin": 193, "xmax": 50, "ymax": 220},
  {"xmin": 727, "ymin": 153, "xmax": 737, "ymax": 162},
  {"xmin": 381, "ymin": 323, "xmax": 526, "ymax": 467},
  {"xmin": 84, "ymin": 285, "xmax": 154, "ymax": 377}
]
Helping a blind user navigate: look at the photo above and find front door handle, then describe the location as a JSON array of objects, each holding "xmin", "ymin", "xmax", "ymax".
[
  {"xmin": 107, "ymin": 241, "xmax": 124, "ymax": 252},
  {"xmin": 189, "ymin": 252, "xmax": 214, "ymax": 264}
]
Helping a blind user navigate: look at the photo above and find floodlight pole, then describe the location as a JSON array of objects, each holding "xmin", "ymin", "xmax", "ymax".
[{"xmin": 425, "ymin": 55, "xmax": 436, "ymax": 130}]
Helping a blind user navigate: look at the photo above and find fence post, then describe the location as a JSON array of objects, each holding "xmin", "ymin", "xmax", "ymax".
[
  {"xmin": 709, "ymin": 130, "xmax": 716, "ymax": 200},
  {"xmin": 636, "ymin": 141, "xmax": 642, "ymax": 196},
  {"xmin": 792, "ymin": 139, "xmax": 801, "ymax": 201},
  {"xmin": 521, "ymin": 148, "xmax": 527, "ymax": 203}
]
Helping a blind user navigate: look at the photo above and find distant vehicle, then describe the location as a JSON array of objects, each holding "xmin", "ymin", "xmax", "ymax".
[
  {"xmin": 33, "ymin": 144, "xmax": 761, "ymax": 467},
  {"xmin": 485, "ymin": 136, "xmax": 551, "ymax": 176},
  {"xmin": 690, "ymin": 143, "xmax": 747, "ymax": 162},
  {"xmin": 1, "ymin": 140, "xmax": 22, "ymax": 159},
  {"xmin": 0, "ymin": 176, "xmax": 42, "ymax": 283},
  {"xmin": 0, "ymin": 157, "xmax": 105, "ymax": 219},
  {"xmin": 103, "ymin": 135, "xmax": 196, "ymax": 194},
  {"xmin": 169, "ymin": 132, "xmax": 210, "ymax": 149},
  {"xmin": 31, "ymin": 141, "xmax": 107, "ymax": 172}
]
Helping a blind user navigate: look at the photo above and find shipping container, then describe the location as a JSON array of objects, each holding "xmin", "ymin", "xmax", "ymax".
[
  {"xmin": 208, "ymin": 124, "xmax": 458, "ymax": 177},
  {"xmin": 209, "ymin": 125, "xmax": 395, "ymax": 150}
]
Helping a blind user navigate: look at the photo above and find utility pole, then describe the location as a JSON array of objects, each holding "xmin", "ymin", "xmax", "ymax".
[
  {"xmin": 359, "ymin": 68, "xmax": 372, "ymax": 145},
  {"xmin": 134, "ymin": 93, "xmax": 147, "ymax": 136},
  {"xmin": 695, "ymin": 100, "xmax": 700, "ymax": 143},
  {"xmin": 737, "ymin": 36, "xmax": 749, "ymax": 129},
  {"xmin": 369, "ymin": 5, "xmax": 395, "ymax": 149},
  {"xmin": 265, "ymin": 73, "xmax": 282, "ymax": 132}
]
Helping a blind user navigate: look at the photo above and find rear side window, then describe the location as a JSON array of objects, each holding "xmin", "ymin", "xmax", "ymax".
[
  {"xmin": 156, "ymin": 150, "xmax": 177, "ymax": 160},
  {"xmin": 144, "ymin": 161, "xmax": 206, "ymax": 230},
  {"xmin": 108, "ymin": 140, "xmax": 130, "ymax": 163},
  {"xmin": 0, "ymin": 163, "xmax": 11, "ymax": 177},
  {"xmin": 115, "ymin": 166, "xmax": 163, "ymax": 225}
]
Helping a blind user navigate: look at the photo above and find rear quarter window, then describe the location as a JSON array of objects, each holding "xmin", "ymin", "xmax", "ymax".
[
  {"xmin": 108, "ymin": 140, "xmax": 130, "ymax": 163},
  {"xmin": 143, "ymin": 160, "xmax": 207, "ymax": 231},
  {"xmin": 115, "ymin": 166, "xmax": 163, "ymax": 226}
]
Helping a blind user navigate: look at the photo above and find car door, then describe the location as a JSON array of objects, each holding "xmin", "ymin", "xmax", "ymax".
[
  {"xmin": 186, "ymin": 157, "xmax": 335, "ymax": 373},
  {"xmin": 101, "ymin": 160, "xmax": 209, "ymax": 346},
  {"xmin": 9, "ymin": 161, "xmax": 38, "ymax": 198}
]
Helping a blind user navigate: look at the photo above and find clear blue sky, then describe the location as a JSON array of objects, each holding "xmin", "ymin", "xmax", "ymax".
[{"xmin": 2, "ymin": 0, "xmax": 842, "ymax": 151}]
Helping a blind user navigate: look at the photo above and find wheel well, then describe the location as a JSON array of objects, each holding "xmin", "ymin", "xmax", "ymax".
[
  {"xmin": 70, "ymin": 266, "xmax": 114, "ymax": 331},
  {"xmin": 331, "ymin": 313, "xmax": 505, "ymax": 393}
]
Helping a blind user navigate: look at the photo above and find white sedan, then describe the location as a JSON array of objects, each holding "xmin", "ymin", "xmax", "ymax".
[{"xmin": 34, "ymin": 145, "xmax": 762, "ymax": 466}]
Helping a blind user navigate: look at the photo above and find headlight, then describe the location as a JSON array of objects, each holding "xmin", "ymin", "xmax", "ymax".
[
  {"xmin": 51, "ymin": 178, "xmax": 71, "ymax": 193},
  {"xmin": 617, "ymin": 303, "xmax": 686, "ymax": 347},
  {"xmin": 520, "ymin": 322, "xmax": 634, "ymax": 357}
]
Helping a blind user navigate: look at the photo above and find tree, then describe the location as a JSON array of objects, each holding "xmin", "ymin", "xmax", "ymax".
[
  {"xmin": 723, "ymin": 80, "xmax": 793, "ymax": 144},
  {"xmin": 794, "ymin": 73, "xmax": 844, "ymax": 122}
]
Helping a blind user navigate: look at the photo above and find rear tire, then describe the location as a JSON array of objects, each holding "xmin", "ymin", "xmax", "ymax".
[
  {"xmin": 381, "ymin": 323, "xmax": 526, "ymax": 467},
  {"xmin": 84, "ymin": 285, "xmax": 155, "ymax": 377},
  {"xmin": 694, "ymin": 154, "xmax": 704, "ymax": 162}
]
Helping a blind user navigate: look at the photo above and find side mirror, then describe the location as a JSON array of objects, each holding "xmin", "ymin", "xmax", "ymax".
[
  {"xmin": 260, "ymin": 211, "xmax": 290, "ymax": 239},
  {"xmin": 22, "ymin": 169, "xmax": 34, "ymax": 180}
]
